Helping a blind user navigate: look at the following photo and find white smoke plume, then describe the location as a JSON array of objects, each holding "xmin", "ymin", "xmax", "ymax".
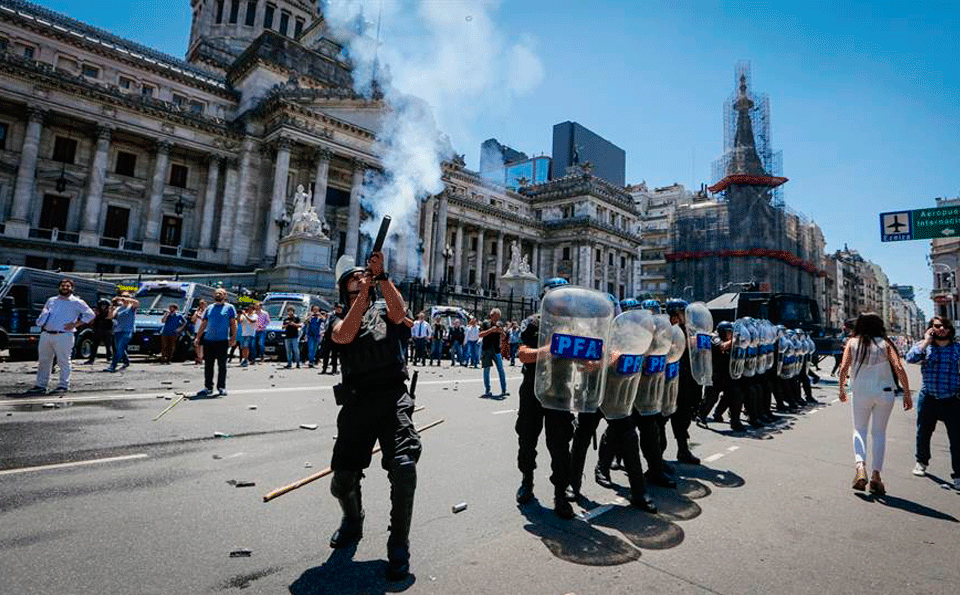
[{"xmin": 323, "ymin": 0, "xmax": 545, "ymax": 280}]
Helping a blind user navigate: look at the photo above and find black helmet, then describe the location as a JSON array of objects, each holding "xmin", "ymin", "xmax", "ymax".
[
  {"xmin": 539, "ymin": 277, "xmax": 569, "ymax": 299},
  {"xmin": 664, "ymin": 298, "xmax": 689, "ymax": 316},
  {"xmin": 716, "ymin": 320, "xmax": 734, "ymax": 334}
]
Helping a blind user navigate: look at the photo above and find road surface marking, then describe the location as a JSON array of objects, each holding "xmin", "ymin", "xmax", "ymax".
[
  {"xmin": 1, "ymin": 376, "xmax": 522, "ymax": 407},
  {"xmin": 809, "ymin": 409, "xmax": 819, "ymax": 414},
  {"xmin": 831, "ymin": 398, "xmax": 840, "ymax": 404},
  {"xmin": 492, "ymin": 409, "xmax": 516, "ymax": 415},
  {"xmin": 580, "ymin": 497, "xmax": 628, "ymax": 522},
  {"xmin": 726, "ymin": 446, "xmax": 740, "ymax": 452},
  {"xmin": 702, "ymin": 453, "xmax": 725, "ymax": 463},
  {"xmin": 0, "ymin": 453, "xmax": 148, "ymax": 476}
]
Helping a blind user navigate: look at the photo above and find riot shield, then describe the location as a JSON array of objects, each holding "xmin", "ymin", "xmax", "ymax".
[
  {"xmin": 759, "ymin": 320, "xmax": 776, "ymax": 374},
  {"xmin": 778, "ymin": 330, "xmax": 795, "ymax": 379},
  {"xmin": 774, "ymin": 325, "xmax": 787, "ymax": 377},
  {"xmin": 600, "ymin": 309, "xmax": 656, "ymax": 419},
  {"xmin": 729, "ymin": 318, "xmax": 750, "ymax": 380},
  {"xmin": 742, "ymin": 318, "xmax": 759, "ymax": 378},
  {"xmin": 660, "ymin": 324, "xmax": 687, "ymax": 417},
  {"xmin": 634, "ymin": 314, "xmax": 673, "ymax": 416},
  {"xmin": 684, "ymin": 302, "xmax": 714, "ymax": 387},
  {"xmin": 535, "ymin": 286, "xmax": 615, "ymax": 412}
]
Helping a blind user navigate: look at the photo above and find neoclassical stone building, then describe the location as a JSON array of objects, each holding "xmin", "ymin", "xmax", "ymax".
[{"xmin": 0, "ymin": 0, "xmax": 641, "ymax": 295}]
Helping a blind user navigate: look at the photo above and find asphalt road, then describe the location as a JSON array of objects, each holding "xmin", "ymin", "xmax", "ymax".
[{"xmin": 0, "ymin": 358, "xmax": 957, "ymax": 595}]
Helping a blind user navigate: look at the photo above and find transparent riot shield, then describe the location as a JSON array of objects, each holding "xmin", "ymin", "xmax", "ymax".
[
  {"xmin": 684, "ymin": 302, "xmax": 714, "ymax": 387},
  {"xmin": 535, "ymin": 286, "xmax": 615, "ymax": 412},
  {"xmin": 742, "ymin": 318, "xmax": 759, "ymax": 378},
  {"xmin": 661, "ymin": 324, "xmax": 687, "ymax": 417},
  {"xmin": 774, "ymin": 325, "xmax": 787, "ymax": 377},
  {"xmin": 760, "ymin": 320, "xmax": 776, "ymax": 374},
  {"xmin": 600, "ymin": 309, "xmax": 656, "ymax": 419},
  {"xmin": 778, "ymin": 330, "xmax": 794, "ymax": 379},
  {"xmin": 634, "ymin": 314, "xmax": 673, "ymax": 416},
  {"xmin": 729, "ymin": 318, "xmax": 750, "ymax": 380}
]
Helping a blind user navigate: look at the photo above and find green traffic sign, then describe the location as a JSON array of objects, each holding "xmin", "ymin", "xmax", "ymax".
[{"xmin": 880, "ymin": 205, "xmax": 960, "ymax": 242}]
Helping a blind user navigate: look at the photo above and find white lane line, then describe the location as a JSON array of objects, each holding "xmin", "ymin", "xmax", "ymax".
[
  {"xmin": 2, "ymin": 376, "xmax": 524, "ymax": 407},
  {"xmin": 703, "ymin": 453, "xmax": 725, "ymax": 463},
  {"xmin": 831, "ymin": 398, "xmax": 840, "ymax": 404},
  {"xmin": 492, "ymin": 409, "xmax": 516, "ymax": 415},
  {"xmin": 0, "ymin": 453, "xmax": 148, "ymax": 476},
  {"xmin": 726, "ymin": 446, "xmax": 740, "ymax": 452},
  {"xmin": 579, "ymin": 497, "xmax": 628, "ymax": 522},
  {"xmin": 809, "ymin": 409, "xmax": 819, "ymax": 414}
]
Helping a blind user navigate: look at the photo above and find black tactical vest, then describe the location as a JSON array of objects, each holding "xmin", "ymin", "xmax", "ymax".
[{"xmin": 337, "ymin": 302, "xmax": 407, "ymax": 389}]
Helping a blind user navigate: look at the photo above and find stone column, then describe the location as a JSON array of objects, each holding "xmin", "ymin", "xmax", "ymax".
[
  {"xmin": 7, "ymin": 106, "xmax": 45, "ymax": 237},
  {"xmin": 432, "ymin": 193, "xmax": 449, "ymax": 283},
  {"xmin": 198, "ymin": 155, "xmax": 221, "ymax": 250},
  {"xmin": 476, "ymin": 229, "xmax": 485, "ymax": 290},
  {"xmin": 454, "ymin": 221, "xmax": 464, "ymax": 289},
  {"xmin": 79, "ymin": 125, "xmax": 112, "ymax": 245},
  {"xmin": 264, "ymin": 137, "xmax": 291, "ymax": 259},
  {"xmin": 312, "ymin": 148, "xmax": 330, "ymax": 208},
  {"xmin": 230, "ymin": 137, "xmax": 257, "ymax": 266},
  {"xmin": 422, "ymin": 197, "xmax": 435, "ymax": 282},
  {"xmin": 602, "ymin": 246, "xmax": 609, "ymax": 292},
  {"xmin": 214, "ymin": 158, "xmax": 239, "ymax": 254},
  {"xmin": 580, "ymin": 244, "xmax": 592, "ymax": 287},
  {"xmin": 344, "ymin": 159, "xmax": 364, "ymax": 261},
  {"xmin": 553, "ymin": 245, "xmax": 562, "ymax": 277},
  {"xmin": 532, "ymin": 243, "xmax": 540, "ymax": 279},
  {"xmin": 143, "ymin": 140, "xmax": 171, "ymax": 250},
  {"xmin": 496, "ymin": 231, "xmax": 505, "ymax": 290}
]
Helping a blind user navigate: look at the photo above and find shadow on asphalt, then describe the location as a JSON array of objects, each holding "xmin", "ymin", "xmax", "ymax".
[
  {"xmin": 854, "ymin": 492, "xmax": 959, "ymax": 522},
  {"xmin": 518, "ymin": 502, "xmax": 641, "ymax": 566},
  {"xmin": 924, "ymin": 472, "xmax": 957, "ymax": 491},
  {"xmin": 678, "ymin": 465, "xmax": 746, "ymax": 488},
  {"xmin": 288, "ymin": 546, "xmax": 415, "ymax": 595},
  {"xmin": 590, "ymin": 504, "xmax": 685, "ymax": 550}
]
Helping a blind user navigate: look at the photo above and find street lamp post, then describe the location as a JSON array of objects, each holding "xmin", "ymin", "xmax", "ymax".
[{"xmin": 442, "ymin": 244, "xmax": 454, "ymax": 286}]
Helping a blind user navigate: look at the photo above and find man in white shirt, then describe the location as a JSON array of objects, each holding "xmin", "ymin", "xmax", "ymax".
[
  {"xmin": 27, "ymin": 278, "xmax": 96, "ymax": 394},
  {"xmin": 411, "ymin": 312, "xmax": 432, "ymax": 366}
]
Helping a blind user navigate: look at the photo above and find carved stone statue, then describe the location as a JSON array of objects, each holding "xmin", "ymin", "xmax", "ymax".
[
  {"xmin": 287, "ymin": 184, "xmax": 329, "ymax": 239},
  {"xmin": 519, "ymin": 254, "xmax": 531, "ymax": 275},
  {"xmin": 506, "ymin": 239, "xmax": 522, "ymax": 275}
]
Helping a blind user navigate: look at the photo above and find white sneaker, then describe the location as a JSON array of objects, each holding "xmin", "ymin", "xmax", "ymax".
[
  {"xmin": 912, "ymin": 462, "xmax": 927, "ymax": 476},
  {"xmin": 218, "ymin": 388, "xmax": 227, "ymax": 396}
]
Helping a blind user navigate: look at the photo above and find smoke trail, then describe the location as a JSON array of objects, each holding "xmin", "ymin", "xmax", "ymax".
[{"xmin": 323, "ymin": 0, "xmax": 544, "ymax": 280}]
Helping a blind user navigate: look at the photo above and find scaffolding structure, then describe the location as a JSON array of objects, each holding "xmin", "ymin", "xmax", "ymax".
[{"xmin": 711, "ymin": 61, "xmax": 785, "ymax": 207}]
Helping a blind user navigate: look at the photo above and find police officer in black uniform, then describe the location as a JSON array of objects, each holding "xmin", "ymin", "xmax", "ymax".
[
  {"xmin": 515, "ymin": 278, "xmax": 576, "ymax": 520},
  {"xmin": 328, "ymin": 251, "xmax": 420, "ymax": 581},
  {"xmin": 697, "ymin": 321, "xmax": 746, "ymax": 431},
  {"xmin": 663, "ymin": 299, "xmax": 702, "ymax": 465}
]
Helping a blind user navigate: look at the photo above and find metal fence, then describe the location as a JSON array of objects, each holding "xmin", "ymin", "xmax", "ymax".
[{"xmin": 399, "ymin": 280, "xmax": 538, "ymax": 323}]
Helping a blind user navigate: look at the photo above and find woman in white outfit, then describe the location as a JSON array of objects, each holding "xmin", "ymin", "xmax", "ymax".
[{"xmin": 837, "ymin": 313, "xmax": 912, "ymax": 495}]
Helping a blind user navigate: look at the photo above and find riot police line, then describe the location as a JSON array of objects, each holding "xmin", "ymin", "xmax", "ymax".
[
  {"xmin": 514, "ymin": 279, "xmax": 822, "ymax": 521},
  {"xmin": 280, "ymin": 218, "xmax": 823, "ymax": 581}
]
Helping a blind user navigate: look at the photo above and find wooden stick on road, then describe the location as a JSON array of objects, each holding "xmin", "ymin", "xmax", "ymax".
[
  {"xmin": 262, "ymin": 418, "xmax": 445, "ymax": 503},
  {"xmin": 152, "ymin": 394, "xmax": 186, "ymax": 422}
]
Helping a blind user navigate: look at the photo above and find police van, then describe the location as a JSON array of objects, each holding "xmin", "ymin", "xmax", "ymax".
[
  {"xmin": 260, "ymin": 292, "xmax": 331, "ymax": 359},
  {"xmin": 129, "ymin": 281, "xmax": 236, "ymax": 360},
  {"xmin": 0, "ymin": 266, "xmax": 118, "ymax": 360}
]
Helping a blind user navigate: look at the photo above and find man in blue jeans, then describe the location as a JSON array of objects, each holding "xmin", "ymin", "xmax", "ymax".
[
  {"xmin": 905, "ymin": 316, "xmax": 960, "ymax": 489},
  {"xmin": 105, "ymin": 293, "xmax": 138, "ymax": 373},
  {"xmin": 193, "ymin": 288, "xmax": 237, "ymax": 398},
  {"xmin": 480, "ymin": 308, "xmax": 509, "ymax": 398}
]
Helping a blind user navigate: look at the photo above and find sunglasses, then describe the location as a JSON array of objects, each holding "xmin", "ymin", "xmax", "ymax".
[{"xmin": 933, "ymin": 324, "xmax": 945, "ymax": 329}]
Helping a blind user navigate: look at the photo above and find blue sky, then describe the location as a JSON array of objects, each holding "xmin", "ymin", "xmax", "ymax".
[{"xmin": 38, "ymin": 0, "xmax": 960, "ymax": 316}]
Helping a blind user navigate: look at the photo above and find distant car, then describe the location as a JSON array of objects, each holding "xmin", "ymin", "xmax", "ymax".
[
  {"xmin": 261, "ymin": 292, "xmax": 332, "ymax": 360},
  {"xmin": 128, "ymin": 281, "xmax": 237, "ymax": 361}
]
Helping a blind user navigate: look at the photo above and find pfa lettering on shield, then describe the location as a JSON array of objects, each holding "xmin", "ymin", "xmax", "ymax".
[
  {"xmin": 550, "ymin": 333, "xmax": 604, "ymax": 361},
  {"xmin": 696, "ymin": 333, "xmax": 711, "ymax": 350},
  {"xmin": 616, "ymin": 354, "xmax": 644, "ymax": 375}
]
